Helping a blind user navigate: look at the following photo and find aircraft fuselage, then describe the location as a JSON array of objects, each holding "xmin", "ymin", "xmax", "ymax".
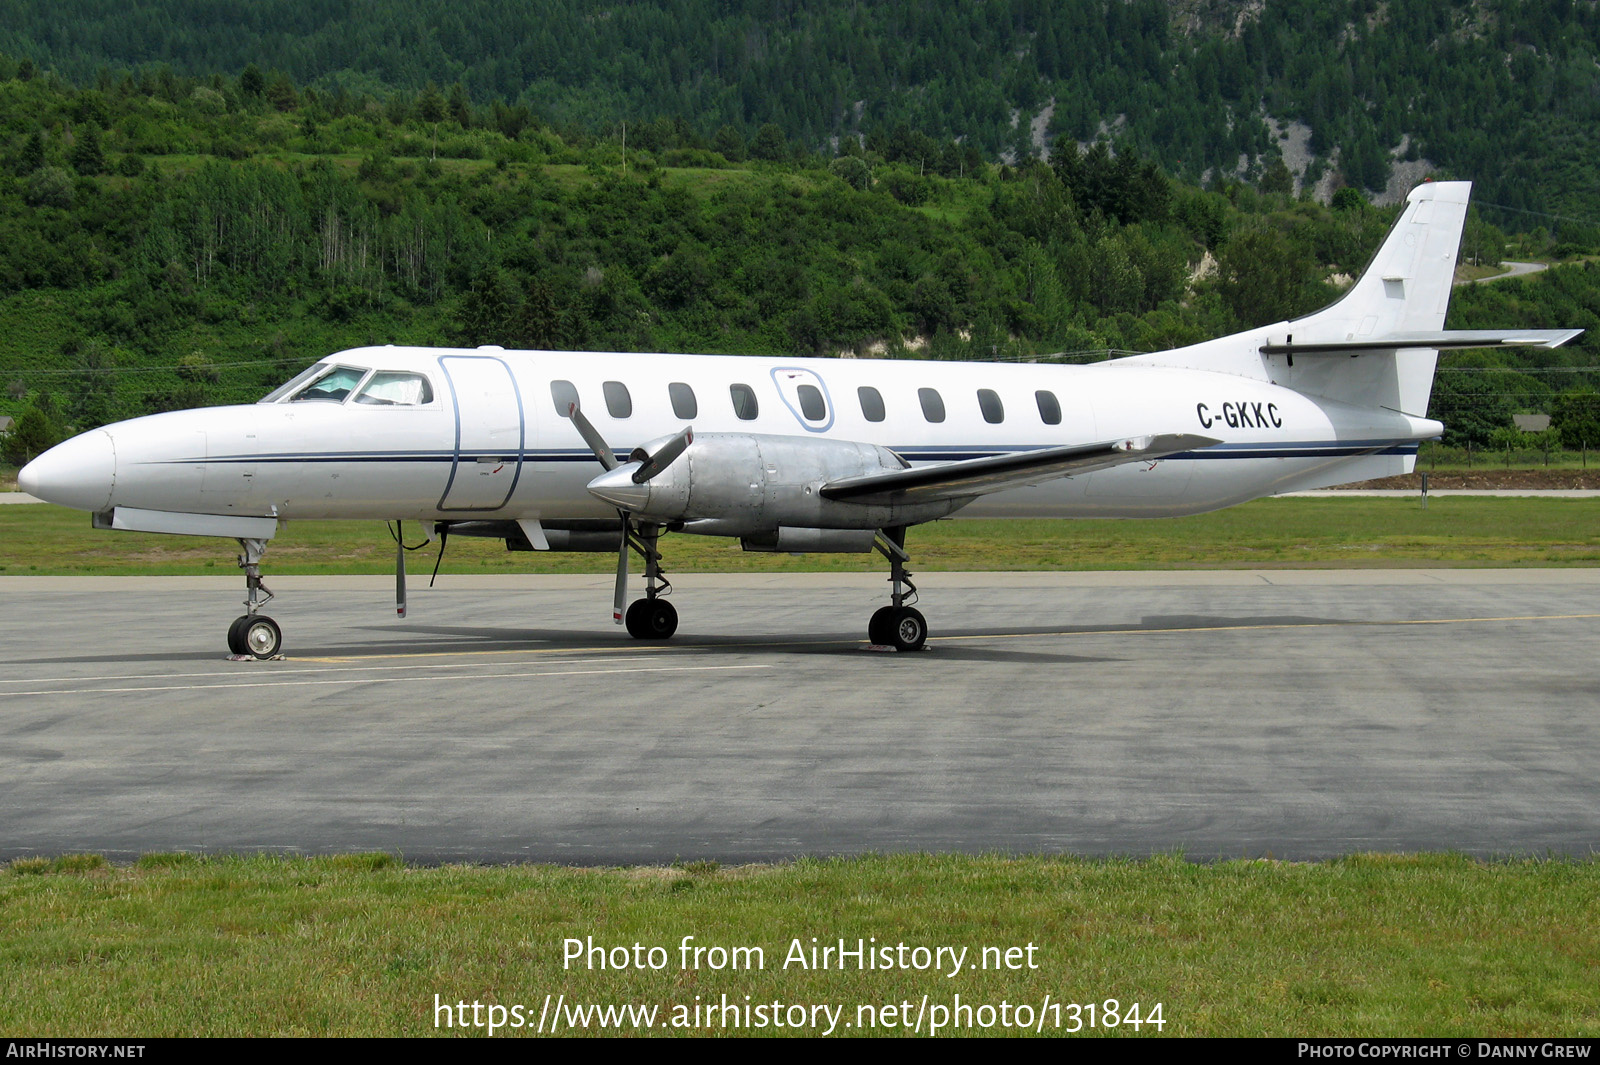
[{"xmin": 29, "ymin": 345, "xmax": 1439, "ymax": 528}]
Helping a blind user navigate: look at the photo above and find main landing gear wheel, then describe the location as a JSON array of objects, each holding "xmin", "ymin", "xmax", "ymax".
[
  {"xmin": 888, "ymin": 606, "xmax": 926, "ymax": 652},
  {"xmin": 625, "ymin": 598, "xmax": 678, "ymax": 640},
  {"xmin": 229, "ymin": 614, "xmax": 281, "ymax": 659},
  {"xmin": 227, "ymin": 615, "xmax": 250, "ymax": 655},
  {"xmin": 868, "ymin": 527, "xmax": 927, "ymax": 652},
  {"xmin": 868, "ymin": 606, "xmax": 896, "ymax": 646}
]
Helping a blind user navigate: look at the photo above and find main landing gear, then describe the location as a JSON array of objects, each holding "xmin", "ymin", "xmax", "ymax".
[
  {"xmin": 617, "ymin": 523, "xmax": 926, "ymax": 650},
  {"xmin": 621, "ymin": 522, "xmax": 677, "ymax": 640},
  {"xmin": 226, "ymin": 536, "xmax": 282, "ymax": 659},
  {"xmin": 868, "ymin": 527, "xmax": 926, "ymax": 652}
]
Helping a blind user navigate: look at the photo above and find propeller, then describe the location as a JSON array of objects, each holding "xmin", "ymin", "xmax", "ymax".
[
  {"xmin": 390, "ymin": 519, "xmax": 437, "ymax": 618},
  {"xmin": 567, "ymin": 401, "xmax": 693, "ymax": 624},
  {"xmin": 567, "ymin": 402, "xmax": 617, "ymax": 471},
  {"xmin": 627, "ymin": 425, "xmax": 693, "ymax": 484},
  {"xmin": 396, "ymin": 520, "xmax": 407, "ymax": 617}
]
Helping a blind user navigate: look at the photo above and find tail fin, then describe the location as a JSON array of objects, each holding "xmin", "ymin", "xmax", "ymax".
[
  {"xmin": 1266, "ymin": 179, "xmax": 1470, "ymax": 416},
  {"xmin": 1118, "ymin": 180, "xmax": 1578, "ymax": 418},
  {"xmin": 1117, "ymin": 181, "xmax": 1474, "ymax": 416}
]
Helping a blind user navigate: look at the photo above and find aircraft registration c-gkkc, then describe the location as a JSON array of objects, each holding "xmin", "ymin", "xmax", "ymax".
[{"xmin": 18, "ymin": 180, "xmax": 1581, "ymax": 657}]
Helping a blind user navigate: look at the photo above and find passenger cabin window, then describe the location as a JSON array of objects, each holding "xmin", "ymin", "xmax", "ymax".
[
  {"xmin": 1035, "ymin": 390, "xmax": 1062, "ymax": 425},
  {"xmin": 289, "ymin": 364, "xmax": 369, "ymax": 403},
  {"xmin": 669, "ymin": 382, "xmax": 697, "ymax": 419},
  {"xmin": 603, "ymin": 380, "xmax": 632, "ymax": 418},
  {"xmin": 977, "ymin": 388, "xmax": 1004, "ymax": 424},
  {"xmin": 796, "ymin": 383, "xmax": 826, "ymax": 421},
  {"xmin": 551, "ymin": 379, "xmax": 579, "ymax": 418},
  {"xmin": 918, "ymin": 387, "xmax": 946, "ymax": 423},
  {"xmin": 730, "ymin": 383, "xmax": 759, "ymax": 420},
  {"xmin": 355, "ymin": 371, "xmax": 434, "ymax": 406},
  {"xmin": 858, "ymin": 386, "xmax": 886, "ymax": 423}
]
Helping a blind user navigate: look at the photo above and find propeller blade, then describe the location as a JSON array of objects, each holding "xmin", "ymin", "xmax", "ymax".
[
  {"xmin": 631, "ymin": 426, "xmax": 693, "ymax": 484},
  {"xmin": 612, "ymin": 518, "xmax": 629, "ymax": 624},
  {"xmin": 568, "ymin": 402, "xmax": 618, "ymax": 471},
  {"xmin": 396, "ymin": 519, "xmax": 408, "ymax": 618}
]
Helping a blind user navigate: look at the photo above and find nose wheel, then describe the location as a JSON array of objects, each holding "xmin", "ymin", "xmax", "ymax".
[{"xmin": 227, "ymin": 614, "xmax": 282, "ymax": 659}]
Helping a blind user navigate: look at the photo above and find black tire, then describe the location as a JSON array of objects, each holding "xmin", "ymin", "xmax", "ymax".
[
  {"xmin": 241, "ymin": 615, "xmax": 282, "ymax": 659},
  {"xmin": 227, "ymin": 615, "xmax": 251, "ymax": 656},
  {"xmin": 868, "ymin": 606, "xmax": 895, "ymax": 646},
  {"xmin": 625, "ymin": 598, "xmax": 678, "ymax": 640},
  {"xmin": 890, "ymin": 607, "xmax": 927, "ymax": 652}
]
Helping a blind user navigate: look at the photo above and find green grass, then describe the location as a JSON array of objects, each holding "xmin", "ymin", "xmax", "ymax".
[
  {"xmin": 2, "ymin": 853, "xmax": 1596, "ymax": 1036},
  {"xmin": 2, "ymin": 497, "xmax": 1598, "ymax": 576}
]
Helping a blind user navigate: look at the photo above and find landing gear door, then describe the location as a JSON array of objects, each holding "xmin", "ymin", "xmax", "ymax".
[{"xmin": 438, "ymin": 355, "xmax": 524, "ymax": 511}]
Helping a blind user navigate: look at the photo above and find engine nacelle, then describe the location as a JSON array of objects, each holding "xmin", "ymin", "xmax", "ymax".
[{"xmin": 586, "ymin": 433, "xmax": 965, "ymax": 535}]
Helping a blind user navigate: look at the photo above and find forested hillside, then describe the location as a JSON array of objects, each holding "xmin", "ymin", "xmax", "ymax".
[
  {"xmin": 2, "ymin": 8, "xmax": 1599, "ymax": 463},
  {"xmin": 5, "ymin": 0, "xmax": 1600, "ymax": 218}
]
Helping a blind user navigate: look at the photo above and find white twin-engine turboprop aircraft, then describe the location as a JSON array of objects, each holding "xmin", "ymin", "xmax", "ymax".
[{"xmin": 17, "ymin": 180, "xmax": 1581, "ymax": 656}]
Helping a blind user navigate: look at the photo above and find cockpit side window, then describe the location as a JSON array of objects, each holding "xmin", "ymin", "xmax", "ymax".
[
  {"xmin": 286, "ymin": 364, "xmax": 370, "ymax": 403},
  {"xmin": 354, "ymin": 371, "xmax": 435, "ymax": 406}
]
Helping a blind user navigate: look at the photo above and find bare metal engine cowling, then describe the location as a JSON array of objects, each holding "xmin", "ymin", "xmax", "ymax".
[{"xmin": 586, "ymin": 433, "xmax": 968, "ymax": 535}]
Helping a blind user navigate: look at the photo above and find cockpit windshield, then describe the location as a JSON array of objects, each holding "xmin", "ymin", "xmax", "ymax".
[
  {"xmin": 261, "ymin": 363, "xmax": 437, "ymax": 406},
  {"xmin": 260, "ymin": 363, "xmax": 381, "ymax": 404},
  {"xmin": 259, "ymin": 363, "xmax": 330, "ymax": 403},
  {"xmin": 289, "ymin": 365, "xmax": 370, "ymax": 402}
]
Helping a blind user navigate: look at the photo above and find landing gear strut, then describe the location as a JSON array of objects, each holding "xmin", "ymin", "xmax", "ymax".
[
  {"xmin": 622, "ymin": 522, "xmax": 677, "ymax": 641},
  {"xmin": 869, "ymin": 527, "xmax": 926, "ymax": 652},
  {"xmin": 226, "ymin": 536, "xmax": 282, "ymax": 659}
]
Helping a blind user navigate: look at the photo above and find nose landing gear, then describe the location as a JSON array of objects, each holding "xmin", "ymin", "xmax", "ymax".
[
  {"xmin": 226, "ymin": 536, "xmax": 282, "ymax": 659},
  {"xmin": 622, "ymin": 522, "xmax": 678, "ymax": 640}
]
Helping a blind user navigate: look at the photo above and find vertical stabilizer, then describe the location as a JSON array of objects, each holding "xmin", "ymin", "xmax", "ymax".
[
  {"xmin": 1269, "ymin": 180, "xmax": 1469, "ymax": 416},
  {"xmin": 1115, "ymin": 180, "xmax": 1471, "ymax": 418}
]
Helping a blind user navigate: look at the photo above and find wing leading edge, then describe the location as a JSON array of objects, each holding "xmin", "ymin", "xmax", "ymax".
[{"xmin": 819, "ymin": 433, "xmax": 1221, "ymax": 505}]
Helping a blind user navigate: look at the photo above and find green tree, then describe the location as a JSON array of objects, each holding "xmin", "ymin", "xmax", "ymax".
[
  {"xmin": 16, "ymin": 129, "xmax": 46, "ymax": 175},
  {"xmin": 25, "ymin": 166, "xmax": 73, "ymax": 208},
  {"xmin": 1215, "ymin": 227, "xmax": 1323, "ymax": 327},
  {"xmin": 1331, "ymin": 187, "xmax": 1365, "ymax": 211},
  {"xmin": 749, "ymin": 123, "xmax": 787, "ymax": 162},
  {"xmin": 458, "ymin": 268, "xmax": 517, "ymax": 345},
  {"xmin": 712, "ymin": 124, "xmax": 745, "ymax": 162},
  {"xmin": 1259, "ymin": 158, "xmax": 1293, "ymax": 195},
  {"xmin": 417, "ymin": 82, "xmax": 446, "ymax": 159},
  {"xmin": 69, "ymin": 123, "xmax": 105, "ymax": 175},
  {"xmin": 265, "ymin": 71, "xmax": 299, "ymax": 112},
  {"xmin": 238, "ymin": 63, "xmax": 265, "ymax": 98},
  {"xmin": 1551, "ymin": 388, "xmax": 1600, "ymax": 450},
  {"xmin": 2, "ymin": 402, "xmax": 62, "ymax": 466}
]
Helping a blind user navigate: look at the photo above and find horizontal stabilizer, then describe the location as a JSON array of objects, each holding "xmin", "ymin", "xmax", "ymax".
[
  {"xmin": 820, "ymin": 434, "xmax": 1220, "ymax": 505},
  {"xmin": 1260, "ymin": 329, "xmax": 1582, "ymax": 356}
]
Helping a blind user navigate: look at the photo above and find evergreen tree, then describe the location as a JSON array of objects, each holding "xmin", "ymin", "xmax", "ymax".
[
  {"xmin": 16, "ymin": 129, "xmax": 46, "ymax": 175},
  {"xmin": 238, "ymin": 63, "xmax": 265, "ymax": 98},
  {"xmin": 69, "ymin": 123, "xmax": 105, "ymax": 175}
]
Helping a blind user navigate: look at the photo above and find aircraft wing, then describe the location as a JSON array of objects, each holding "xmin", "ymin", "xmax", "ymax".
[
  {"xmin": 819, "ymin": 433, "xmax": 1220, "ymax": 505},
  {"xmin": 1259, "ymin": 329, "xmax": 1582, "ymax": 356}
]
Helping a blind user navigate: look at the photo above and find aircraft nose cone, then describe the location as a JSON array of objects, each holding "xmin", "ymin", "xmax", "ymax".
[
  {"xmin": 17, "ymin": 429, "xmax": 116, "ymax": 512},
  {"xmin": 586, "ymin": 464, "xmax": 651, "ymax": 511}
]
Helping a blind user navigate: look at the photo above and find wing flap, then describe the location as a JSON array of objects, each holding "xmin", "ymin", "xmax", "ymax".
[{"xmin": 820, "ymin": 433, "xmax": 1220, "ymax": 505}]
